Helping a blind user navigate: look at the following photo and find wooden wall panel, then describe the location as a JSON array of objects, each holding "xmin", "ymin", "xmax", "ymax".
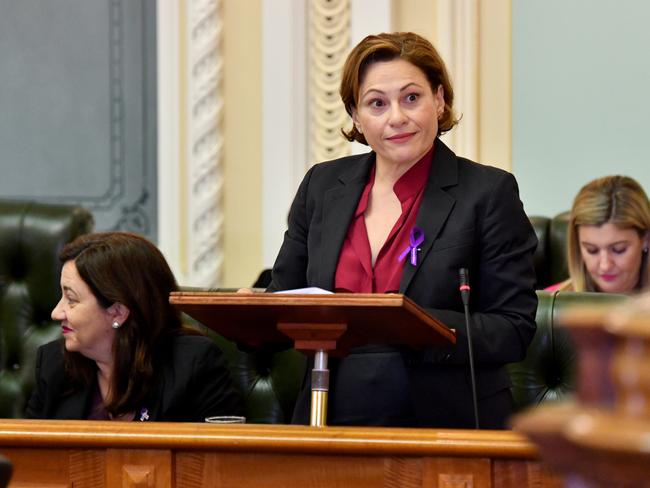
[
  {"xmin": 106, "ymin": 449, "xmax": 171, "ymax": 488},
  {"xmin": 423, "ymin": 457, "xmax": 491, "ymax": 488}
]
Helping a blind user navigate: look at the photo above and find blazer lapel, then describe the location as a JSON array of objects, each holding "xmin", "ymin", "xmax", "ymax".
[
  {"xmin": 400, "ymin": 140, "xmax": 459, "ymax": 293},
  {"xmin": 317, "ymin": 153, "xmax": 374, "ymax": 289}
]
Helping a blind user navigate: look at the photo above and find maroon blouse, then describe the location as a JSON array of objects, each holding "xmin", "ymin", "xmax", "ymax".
[{"xmin": 334, "ymin": 147, "xmax": 433, "ymax": 293}]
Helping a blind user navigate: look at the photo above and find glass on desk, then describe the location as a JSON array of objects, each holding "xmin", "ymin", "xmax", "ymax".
[{"xmin": 205, "ymin": 415, "xmax": 246, "ymax": 424}]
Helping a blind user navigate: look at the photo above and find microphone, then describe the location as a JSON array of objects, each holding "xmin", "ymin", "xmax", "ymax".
[{"xmin": 459, "ymin": 267, "xmax": 479, "ymax": 429}]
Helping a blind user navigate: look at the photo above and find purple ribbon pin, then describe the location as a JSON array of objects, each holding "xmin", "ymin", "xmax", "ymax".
[
  {"xmin": 139, "ymin": 408, "xmax": 150, "ymax": 421},
  {"xmin": 398, "ymin": 227, "xmax": 425, "ymax": 266}
]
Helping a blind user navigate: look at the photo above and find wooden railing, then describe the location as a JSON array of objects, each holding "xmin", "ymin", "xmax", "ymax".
[{"xmin": 0, "ymin": 419, "xmax": 562, "ymax": 488}]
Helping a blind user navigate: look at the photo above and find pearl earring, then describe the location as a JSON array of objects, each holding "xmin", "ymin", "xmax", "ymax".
[
  {"xmin": 112, "ymin": 321, "xmax": 121, "ymax": 329},
  {"xmin": 356, "ymin": 125, "xmax": 363, "ymax": 134}
]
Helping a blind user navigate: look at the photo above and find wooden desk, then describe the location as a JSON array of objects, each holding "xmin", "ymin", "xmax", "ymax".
[{"xmin": 0, "ymin": 419, "xmax": 561, "ymax": 488}]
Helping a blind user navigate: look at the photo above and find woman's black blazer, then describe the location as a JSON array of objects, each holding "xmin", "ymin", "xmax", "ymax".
[
  {"xmin": 268, "ymin": 139, "xmax": 538, "ymax": 428},
  {"xmin": 25, "ymin": 335, "xmax": 243, "ymax": 422}
]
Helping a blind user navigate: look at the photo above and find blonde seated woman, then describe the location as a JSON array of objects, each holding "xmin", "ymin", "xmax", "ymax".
[{"xmin": 547, "ymin": 175, "xmax": 650, "ymax": 294}]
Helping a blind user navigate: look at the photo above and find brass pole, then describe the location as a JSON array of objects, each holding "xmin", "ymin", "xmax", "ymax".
[{"xmin": 310, "ymin": 349, "xmax": 329, "ymax": 427}]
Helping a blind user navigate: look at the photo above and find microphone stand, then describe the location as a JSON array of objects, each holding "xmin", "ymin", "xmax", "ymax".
[{"xmin": 459, "ymin": 268, "xmax": 480, "ymax": 429}]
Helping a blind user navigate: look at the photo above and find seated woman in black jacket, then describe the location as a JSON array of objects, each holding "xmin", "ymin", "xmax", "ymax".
[{"xmin": 26, "ymin": 231, "xmax": 242, "ymax": 421}]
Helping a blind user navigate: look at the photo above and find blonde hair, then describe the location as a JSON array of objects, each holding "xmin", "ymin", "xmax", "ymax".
[
  {"xmin": 567, "ymin": 176, "xmax": 650, "ymax": 292},
  {"xmin": 339, "ymin": 32, "xmax": 458, "ymax": 145}
]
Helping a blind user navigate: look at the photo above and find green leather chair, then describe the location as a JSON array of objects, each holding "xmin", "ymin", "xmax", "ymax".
[
  {"xmin": 0, "ymin": 200, "xmax": 94, "ymax": 417},
  {"xmin": 508, "ymin": 290, "xmax": 626, "ymax": 412},
  {"xmin": 179, "ymin": 282, "xmax": 307, "ymax": 425},
  {"xmin": 211, "ymin": 334, "xmax": 306, "ymax": 424},
  {"xmin": 529, "ymin": 212, "xmax": 570, "ymax": 289},
  {"xmin": 205, "ymin": 271, "xmax": 306, "ymax": 424}
]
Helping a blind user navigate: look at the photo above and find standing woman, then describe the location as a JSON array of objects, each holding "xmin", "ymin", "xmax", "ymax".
[
  {"xmin": 549, "ymin": 175, "xmax": 650, "ymax": 293},
  {"xmin": 269, "ymin": 32, "xmax": 538, "ymax": 428},
  {"xmin": 26, "ymin": 232, "xmax": 243, "ymax": 421}
]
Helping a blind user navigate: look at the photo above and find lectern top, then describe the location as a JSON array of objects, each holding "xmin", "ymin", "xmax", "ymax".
[{"xmin": 170, "ymin": 291, "xmax": 455, "ymax": 350}]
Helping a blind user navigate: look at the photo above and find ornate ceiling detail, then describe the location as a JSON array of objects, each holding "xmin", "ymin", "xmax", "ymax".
[{"xmin": 308, "ymin": 0, "xmax": 351, "ymax": 164}]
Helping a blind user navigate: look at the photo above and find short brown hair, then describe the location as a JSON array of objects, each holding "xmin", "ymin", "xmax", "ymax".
[
  {"xmin": 340, "ymin": 31, "xmax": 458, "ymax": 144},
  {"xmin": 567, "ymin": 176, "xmax": 650, "ymax": 292},
  {"xmin": 60, "ymin": 231, "xmax": 185, "ymax": 416}
]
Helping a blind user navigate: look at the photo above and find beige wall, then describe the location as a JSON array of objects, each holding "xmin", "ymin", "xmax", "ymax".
[
  {"xmin": 392, "ymin": 0, "xmax": 437, "ymax": 39},
  {"xmin": 478, "ymin": 0, "xmax": 511, "ymax": 170},
  {"xmin": 222, "ymin": 0, "xmax": 263, "ymax": 287}
]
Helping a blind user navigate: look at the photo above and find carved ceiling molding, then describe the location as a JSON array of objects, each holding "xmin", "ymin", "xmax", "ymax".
[{"xmin": 308, "ymin": 0, "xmax": 351, "ymax": 164}]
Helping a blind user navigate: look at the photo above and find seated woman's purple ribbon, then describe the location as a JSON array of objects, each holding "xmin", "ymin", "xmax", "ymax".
[{"xmin": 398, "ymin": 227, "xmax": 425, "ymax": 266}]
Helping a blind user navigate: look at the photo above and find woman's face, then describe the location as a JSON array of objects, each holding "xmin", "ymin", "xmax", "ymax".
[
  {"xmin": 578, "ymin": 222, "xmax": 648, "ymax": 293},
  {"xmin": 51, "ymin": 260, "xmax": 117, "ymax": 363},
  {"xmin": 352, "ymin": 58, "xmax": 444, "ymax": 170}
]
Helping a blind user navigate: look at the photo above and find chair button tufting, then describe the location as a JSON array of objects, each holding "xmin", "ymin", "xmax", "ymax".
[{"xmin": 0, "ymin": 200, "xmax": 95, "ymax": 419}]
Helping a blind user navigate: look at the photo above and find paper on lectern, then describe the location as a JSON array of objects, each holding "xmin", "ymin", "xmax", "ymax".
[{"xmin": 273, "ymin": 287, "xmax": 333, "ymax": 294}]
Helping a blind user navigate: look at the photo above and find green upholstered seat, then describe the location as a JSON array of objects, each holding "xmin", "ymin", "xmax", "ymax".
[
  {"xmin": 508, "ymin": 290, "xmax": 626, "ymax": 412},
  {"xmin": 211, "ymin": 333, "xmax": 306, "ymax": 424},
  {"xmin": 529, "ymin": 211, "xmax": 570, "ymax": 289},
  {"xmin": 0, "ymin": 200, "xmax": 93, "ymax": 417}
]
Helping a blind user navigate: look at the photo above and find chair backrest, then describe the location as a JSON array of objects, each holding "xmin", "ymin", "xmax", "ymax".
[
  {"xmin": 529, "ymin": 215, "xmax": 552, "ymax": 287},
  {"xmin": 0, "ymin": 200, "xmax": 94, "ymax": 417},
  {"xmin": 508, "ymin": 290, "xmax": 626, "ymax": 412},
  {"xmin": 205, "ymin": 268, "xmax": 306, "ymax": 424},
  {"xmin": 202, "ymin": 329, "xmax": 306, "ymax": 424},
  {"xmin": 529, "ymin": 211, "xmax": 570, "ymax": 289}
]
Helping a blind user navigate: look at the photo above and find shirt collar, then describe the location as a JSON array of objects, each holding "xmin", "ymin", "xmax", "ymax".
[
  {"xmin": 393, "ymin": 145, "xmax": 434, "ymax": 203},
  {"xmin": 354, "ymin": 143, "xmax": 435, "ymax": 217}
]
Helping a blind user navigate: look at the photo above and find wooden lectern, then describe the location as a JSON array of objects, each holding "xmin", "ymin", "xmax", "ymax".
[{"xmin": 170, "ymin": 292, "xmax": 455, "ymax": 427}]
